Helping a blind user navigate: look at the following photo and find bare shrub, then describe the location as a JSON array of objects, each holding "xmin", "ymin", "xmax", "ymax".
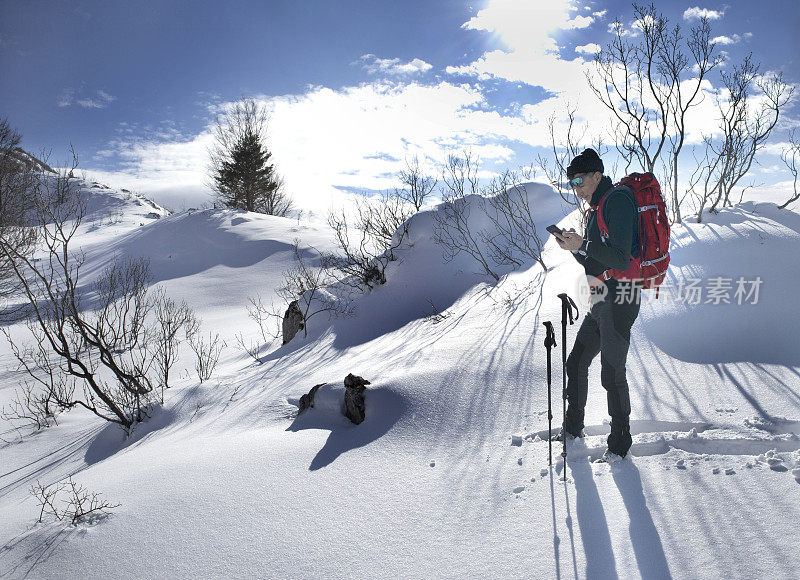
[
  {"xmin": 246, "ymin": 294, "xmax": 281, "ymax": 344},
  {"xmin": 397, "ymin": 155, "xmax": 438, "ymax": 211},
  {"xmin": 432, "ymin": 151, "xmax": 549, "ymax": 279},
  {"xmin": 588, "ymin": 3, "xmax": 720, "ymax": 223},
  {"xmin": 481, "ymin": 170, "xmax": 547, "ymax": 270},
  {"xmin": 190, "ymin": 331, "xmax": 224, "ymax": 383},
  {"xmin": 0, "ymin": 378, "xmax": 59, "ymax": 429},
  {"xmin": 153, "ymin": 290, "xmax": 197, "ymax": 400},
  {"xmin": 233, "ymin": 294, "xmax": 283, "ymax": 362},
  {"xmin": 322, "ymin": 157, "xmax": 435, "ymax": 292},
  {"xmin": 280, "ymin": 240, "xmax": 353, "ymax": 339},
  {"xmin": 778, "ymin": 131, "xmax": 800, "ymax": 209},
  {"xmin": 425, "ymin": 299, "xmax": 449, "ymax": 324},
  {"xmin": 690, "ymin": 58, "xmax": 793, "ymax": 220},
  {"xmin": 324, "ymin": 191, "xmax": 412, "ymax": 290},
  {"xmin": 589, "ymin": 3, "xmax": 792, "ymax": 224},
  {"xmin": 234, "ymin": 332, "xmax": 262, "ymax": 363},
  {"xmin": 0, "ymin": 118, "xmax": 39, "ymax": 309},
  {"xmin": 31, "ymin": 477, "xmax": 119, "ymax": 525},
  {"xmin": 535, "ymin": 106, "xmax": 606, "ymax": 210},
  {"xmin": 432, "ymin": 150, "xmax": 500, "ymax": 281}
]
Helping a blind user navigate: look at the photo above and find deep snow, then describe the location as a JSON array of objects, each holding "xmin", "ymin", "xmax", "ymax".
[{"xmin": 1, "ymin": 179, "xmax": 799, "ymax": 579}]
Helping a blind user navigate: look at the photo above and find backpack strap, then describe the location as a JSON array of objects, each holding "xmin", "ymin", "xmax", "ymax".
[
  {"xmin": 595, "ymin": 185, "xmax": 636, "ymax": 242},
  {"xmin": 595, "ymin": 185, "xmax": 641, "ymax": 284}
]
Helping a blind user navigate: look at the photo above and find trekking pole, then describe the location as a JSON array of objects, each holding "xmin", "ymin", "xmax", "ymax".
[
  {"xmin": 557, "ymin": 293, "xmax": 579, "ymax": 480},
  {"xmin": 543, "ymin": 321, "xmax": 556, "ymax": 466}
]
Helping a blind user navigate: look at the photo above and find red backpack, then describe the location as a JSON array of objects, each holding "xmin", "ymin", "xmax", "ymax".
[{"xmin": 594, "ymin": 172, "xmax": 670, "ymax": 295}]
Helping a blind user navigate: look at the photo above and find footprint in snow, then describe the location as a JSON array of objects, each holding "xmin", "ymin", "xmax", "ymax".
[{"xmin": 766, "ymin": 457, "xmax": 788, "ymax": 472}]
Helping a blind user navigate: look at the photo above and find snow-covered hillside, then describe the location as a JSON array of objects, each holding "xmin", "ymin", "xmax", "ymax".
[{"xmin": 1, "ymin": 180, "xmax": 799, "ymax": 579}]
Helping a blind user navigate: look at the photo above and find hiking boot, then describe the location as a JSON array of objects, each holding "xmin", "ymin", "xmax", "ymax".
[
  {"xmin": 550, "ymin": 428, "xmax": 585, "ymax": 443},
  {"xmin": 594, "ymin": 449, "xmax": 626, "ymax": 464},
  {"xmin": 607, "ymin": 426, "xmax": 632, "ymax": 458}
]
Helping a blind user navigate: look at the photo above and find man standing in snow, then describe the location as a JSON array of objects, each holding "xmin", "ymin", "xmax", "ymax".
[{"xmin": 552, "ymin": 148, "xmax": 640, "ymax": 461}]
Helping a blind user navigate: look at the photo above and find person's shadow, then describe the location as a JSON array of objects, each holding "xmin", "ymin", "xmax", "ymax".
[{"xmin": 611, "ymin": 461, "xmax": 672, "ymax": 579}]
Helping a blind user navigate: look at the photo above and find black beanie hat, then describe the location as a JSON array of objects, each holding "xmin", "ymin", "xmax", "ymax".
[{"xmin": 566, "ymin": 148, "xmax": 604, "ymax": 179}]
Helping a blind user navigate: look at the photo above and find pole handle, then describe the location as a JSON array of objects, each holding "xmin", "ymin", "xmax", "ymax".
[{"xmin": 557, "ymin": 292, "xmax": 579, "ymax": 325}]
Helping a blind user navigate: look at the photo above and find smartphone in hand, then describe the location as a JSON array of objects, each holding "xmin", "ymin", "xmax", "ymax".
[{"xmin": 546, "ymin": 224, "xmax": 563, "ymax": 236}]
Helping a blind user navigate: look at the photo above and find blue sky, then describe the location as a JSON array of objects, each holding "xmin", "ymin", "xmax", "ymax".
[{"xmin": 2, "ymin": 0, "xmax": 799, "ymax": 211}]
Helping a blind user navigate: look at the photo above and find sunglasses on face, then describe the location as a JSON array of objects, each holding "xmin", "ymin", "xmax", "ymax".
[{"xmin": 568, "ymin": 176, "xmax": 584, "ymax": 188}]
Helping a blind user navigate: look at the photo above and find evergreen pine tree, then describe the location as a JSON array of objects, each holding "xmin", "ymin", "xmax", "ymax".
[{"xmin": 208, "ymin": 98, "xmax": 291, "ymax": 215}]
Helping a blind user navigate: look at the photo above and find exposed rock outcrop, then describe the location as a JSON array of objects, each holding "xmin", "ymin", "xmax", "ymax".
[
  {"xmin": 298, "ymin": 383, "xmax": 326, "ymax": 413},
  {"xmin": 282, "ymin": 300, "xmax": 304, "ymax": 345},
  {"xmin": 296, "ymin": 374, "xmax": 370, "ymax": 425},
  {"xmin": 344, "ymin": 373, "xmax": 370, "ymax": 425}
]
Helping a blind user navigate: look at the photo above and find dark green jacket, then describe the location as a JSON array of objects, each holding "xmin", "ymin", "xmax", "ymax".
[{"xmin": 572, "ymin": 176, "xmax": 639, "ymax": 282}]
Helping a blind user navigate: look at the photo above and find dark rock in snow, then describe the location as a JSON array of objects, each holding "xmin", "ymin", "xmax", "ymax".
[
  {"xmin": 296, "ymin": 374, "xmax": 370, "ymax": 425},
  {"xmin": 282, "ymin": 300, "xmax": 304, "ymax": 345},
  {"xmin": 344, "ymin": 373, "xmax": 370, "ymax": 424},
  {"xmin": 298, "ymin": 383, "xmax": 326, "ymax": 414}
]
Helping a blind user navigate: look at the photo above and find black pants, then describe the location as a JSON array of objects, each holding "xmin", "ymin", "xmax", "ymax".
[{"xmin": 564, "ymin": 283, "xmax": 641, "ymax": 456}]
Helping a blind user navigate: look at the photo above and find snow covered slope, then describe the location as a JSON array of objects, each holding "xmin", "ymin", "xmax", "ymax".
[{"xmin": 1, "ymin": 182, "xmax": 798, "ymax": 579}]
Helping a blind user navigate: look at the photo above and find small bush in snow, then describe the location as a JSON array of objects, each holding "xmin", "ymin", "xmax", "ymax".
[
  {"xmin": 189, "ymin": 331, "xmax": 225, "ymax": 383},
  {"xmin": 279, "ymin": 240, "xmax": 354, "ymax": 342},
  {"xmin": 432, "ymin": 151, "xmax": 548, "ymax": 280},
  {"xmin": 778, "ymin": 131, "xmax": 799, "ymax": 210},
  {"xmin": 0, "ymin": 380, "xmax": 59, "ymax": 430},
  {"xmin": 323, "ymin": 193, "xmax": 411, "ymax": 291},
  {"xmin": 31, "ymin": 477, "xmax": 119, "ymax": 526}
]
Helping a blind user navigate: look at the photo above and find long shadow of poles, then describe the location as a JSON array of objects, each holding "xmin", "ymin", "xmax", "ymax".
[
  {"xmin": 549, "ymin": 465, "xmax": 564, "ymax": 580},
  {"xmin": 611, "ymin": 462, "xmax": 672, "ymax": 580},
  {"xmin": 551, "ymin": 457, "xmax": 672, "ymax": 580},
  {"xmin": 570, "ymin": 459, "xmax": 619, "ymax": 579}
]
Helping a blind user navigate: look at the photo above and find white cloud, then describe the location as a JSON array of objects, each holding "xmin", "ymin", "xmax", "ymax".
[
  {"xmin": 262, "ymin": 82, "xmax": 530, "ymax": 199},
  {"xmin": 357, "ymin": 54, "xmax": 433, "ymax": 76},
  {"xmin": 683, "ymin": 7, "xmax": 725, "ymax": 21},
  {"xmin": 450, "ymin": 0, "xmax": 600, "ymax": 101},
  {"xmin": 85, "ymin": 0, "xmax": 631, "ymax": 210},
  {"xmin": 59, "ymin": 88, "xmax": 116, "ymax": 109},
  {"xmin": 567, "ymin": 15, "xmax": 594, "ymax": 28},
  {"xmin": 632, "ymin": 14, "xmax": 657, "ymax": 33},
  {"xmin": 461, "ymin": 0, "xmax": 592, "ymax": 55},
  {"xmin": 592, "ymin": 9, "xmax": 607, "ymax": 18},
  {"xmin": 711, "ymin": 34, "xmax": 741, "ymax": 45},
  {"xmin": 575, "ymin": 43, "xmax": 601, "ymax": 55},
  {"xmin": 57, "ymin": 88, "xmax": 75, "ymax": 107},
  {"xmin": 607, "ymin": 20, "xmax": 640, "ymax": 38},
  {"xmin": 83, "ymin": 82, "xmax": 532, "ymax": 211},
  {"xmin": 761, "ymin": 141, "xmax": 794, "ymax": 156}
]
